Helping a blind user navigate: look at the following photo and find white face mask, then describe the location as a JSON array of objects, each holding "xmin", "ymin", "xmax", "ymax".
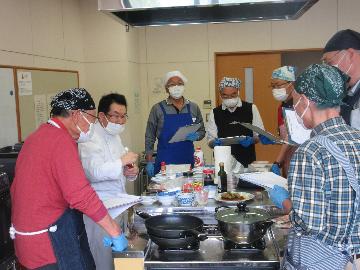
[
  {"xmin": 272, "ymin": 88, "xmax": 289, "ymax": 101},
  {"xmin": 169, "ymin": 85, "xmax": 185, "ymax": 99},
  {"xmin": 104, "ymin": 116, "xmax": 125, "ymax": 135},
  {"xmin": 332, "ymin": 51, "xmax": 353, "ymax": 75},
  {"xmin": 223, "ymin": 97, "xmax": 239, "ymax": 108},
  {"xmin": 294, "ymin": 97, "xmax": 310, "ymax": 130},
  {"xmin": 77, "ymin": 112, "xmax": 94, "ymax": 143}
]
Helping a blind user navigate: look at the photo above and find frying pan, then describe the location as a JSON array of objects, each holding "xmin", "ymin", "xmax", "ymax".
[
  {"xmin": 136, "ymin": 211, "xmax": 207, "ymax": 240},
  {"xmin": 148, "ymin": 233, "xmax": 200, "ymax": 250}
]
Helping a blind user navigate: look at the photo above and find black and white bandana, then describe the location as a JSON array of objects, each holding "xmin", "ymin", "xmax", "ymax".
[
  {"xmin": 219, "ymin": 77, "xmax": 241, "ymax": 91},
  {"xmin": 51, "ymin": 88, "xmax": 95, "ymax": 111}
]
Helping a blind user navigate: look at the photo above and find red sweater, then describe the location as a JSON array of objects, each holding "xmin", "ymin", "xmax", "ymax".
[{"xmin": 11, "ymin": 119, "xmax": 108, "ymax": 269}]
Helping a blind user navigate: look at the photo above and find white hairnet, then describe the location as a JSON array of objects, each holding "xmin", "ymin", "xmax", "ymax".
[{"xmin": 163, "ymin": 71, "xmax": 188, "ymax": 87}]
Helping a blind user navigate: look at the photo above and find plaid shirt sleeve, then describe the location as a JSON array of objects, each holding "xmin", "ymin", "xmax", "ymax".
[{"xmin": 288, "ymin": 144, "xmax": 327, "ymax": 232}]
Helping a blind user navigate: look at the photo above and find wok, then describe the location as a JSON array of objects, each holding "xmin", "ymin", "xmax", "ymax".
[{"xmin": 136, "ymin": 211, "xmax": 207, "ymax": 240}]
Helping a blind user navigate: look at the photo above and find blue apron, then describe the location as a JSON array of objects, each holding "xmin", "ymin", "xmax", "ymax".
[
  {"xmin": 154, "ymin": 103, "xmax": 195, "ymax": 174},
  {"xmin": 48, "ymin": 209, "xmax": 96, "ymax": 270}
]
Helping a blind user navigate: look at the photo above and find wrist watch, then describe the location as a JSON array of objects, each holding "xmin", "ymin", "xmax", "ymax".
[{"xmin": 273, "ymin": 161, "xmax": 282, "ymax": 168}]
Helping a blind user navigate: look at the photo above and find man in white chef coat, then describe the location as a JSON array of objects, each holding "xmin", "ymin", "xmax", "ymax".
[{"xmin": 78, "ymin": 93, "xmax": 138, "ymax": 270}]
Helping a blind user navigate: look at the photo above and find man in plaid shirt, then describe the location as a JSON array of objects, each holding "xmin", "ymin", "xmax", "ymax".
[{"xmin": 268, "ymin": 64, "xmax": 360, "ymax": 269}]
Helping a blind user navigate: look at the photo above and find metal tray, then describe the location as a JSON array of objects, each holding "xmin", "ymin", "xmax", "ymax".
[{"xmin": 208, "ymin": 136, "xmax": 246, "ymax": 148}]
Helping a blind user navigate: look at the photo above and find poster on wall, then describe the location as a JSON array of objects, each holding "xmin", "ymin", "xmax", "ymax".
[
  {"xmin": 17, "ymin": 71, "xmax": 33, "ymax": 96},
  {"xmin": 152, "ymin": 77, "xmax": 163, "ymax": 94},
  {"xmin": 47, "ymin": 93, "xmax": 57, "ymax": 118},
  {"xmin": 34, "ymin": 94, "xmax": 47, "ymax": 128}
]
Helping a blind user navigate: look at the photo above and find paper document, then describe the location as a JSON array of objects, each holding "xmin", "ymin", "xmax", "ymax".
[
  {"xmin": 239, "ymin": 172, "xmax": 288, "ymax": 190},
  {"xmin": 103, "ymin": 194, "xmax": 141, "ymax": 219},
  {"xmin": 240, "ymin": 122, "xmax": 291, "ymax": 145},
  {"xmin": 283, "ymin": 108, "xmax": 311, "ymax": 145},
  {"xmin": 169, "ymin": 123, "xmax": 201, "ymax": 143},
  {"xmin": 208, "ymin": 135, "xmax": 246, "ymax": 148}
]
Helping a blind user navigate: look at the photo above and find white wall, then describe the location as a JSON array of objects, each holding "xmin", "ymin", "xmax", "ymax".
[
  {"xmin": 1, "ymin": 0, "xmax": 360, "ymax": 162},
  {"xmin": 138, "ymin": 0, "xmax": 360, "ymax": 162},
  {"xmin": 79, "ymin": 0, "xmax": 142, "ymax": 155},
  {"xmin": 0, "ymin": 0, "xmax": 86, "ymax": 85}
]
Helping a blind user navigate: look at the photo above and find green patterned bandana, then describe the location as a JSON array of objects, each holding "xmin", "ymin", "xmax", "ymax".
[{"xmin": 295, "ymin": 64, "xmax": 349, "ymax": 108}]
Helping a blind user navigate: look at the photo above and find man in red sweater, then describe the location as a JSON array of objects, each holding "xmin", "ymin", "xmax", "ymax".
[{"xmin": 10, "ymin": 88, "xmax": 131, "ymax": 270}]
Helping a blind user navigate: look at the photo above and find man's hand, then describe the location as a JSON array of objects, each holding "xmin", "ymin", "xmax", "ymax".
[
  {"xmin": 121, "ymin": 152, "xmax": 138, "ymax": 166},
  {"xmin": 259, "ymin": 134, "xmax": 276, "ymax": 145},
  {"xmin": 185, "ymin": 132, "xmax": 199, "ymax": 141},
  {"xmin": 238, "ymin": 136, "xmax": 255, "ymax": 148},
  {"xmin": 146, "ymin": 162, "xmax": 155, "ymax": 177},
  {"xmin": 124, "ymin": 165, "xmax": 139, "ymax": 177},
  {"xmin": 268, "ymin": 185, "xmax": 289, "ymax": 209},
  {"xmin": 214, "ymin": 138, "xmax": 222, "ymax": 146},
  {"xmin": 103, "ymin": 233, "xmax": 128, "ymax": 252}
]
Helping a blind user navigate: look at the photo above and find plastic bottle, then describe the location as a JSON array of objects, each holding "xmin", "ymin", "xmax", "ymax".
[
  {"xmin": 160, "ymin": 161, "xmax": 166, "ymax": 176},
  {"xmin": 194, "ymin": 147, "xmax": 204, "ymax": 168}
]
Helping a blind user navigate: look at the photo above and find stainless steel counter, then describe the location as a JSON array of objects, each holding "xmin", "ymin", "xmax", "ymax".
[{"xmin": 113, "ymin": 190, "xmax": 289, "ymax": 269}]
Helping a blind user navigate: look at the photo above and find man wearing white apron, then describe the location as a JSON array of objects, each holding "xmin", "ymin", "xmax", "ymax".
[{"xmin": 78, "ymin": 93, "xmax": 138, "ymax": 270}]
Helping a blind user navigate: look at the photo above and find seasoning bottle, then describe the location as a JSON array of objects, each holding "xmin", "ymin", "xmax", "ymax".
[
  {"xmin": 218, "ymin": 162, "xmax": 227, "ymax": 193},
  {"xmin": 160, "ymin": 161, "xmax": 166, "ymax": 176},
  {"xmin": 182, "ymin": 171, "xmax": 194, "ymax": 193},
  {"xmin": 194, "ymin": 147, "xmax": 204, "ymax": 167},
  {"xmin": 203, "ymin": 169, "xmax": 214, "ymax": 186}
]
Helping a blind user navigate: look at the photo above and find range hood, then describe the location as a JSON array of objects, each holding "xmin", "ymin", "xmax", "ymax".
[{"xmin": 98, "ymin": 0, "xmax": 318, "ymax": 27}]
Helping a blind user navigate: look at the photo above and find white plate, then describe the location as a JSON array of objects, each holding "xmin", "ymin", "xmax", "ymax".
[
  {"xmin": 215, "ymin": 192, "xmax": 255, "ymax": 204},
  {"xmin": 151, "ymin": 175, "xmax": 168, "ymax": 183},
  {"xmin": 253, "ymin": 161, "xmax": 269, "ymax": 164}
]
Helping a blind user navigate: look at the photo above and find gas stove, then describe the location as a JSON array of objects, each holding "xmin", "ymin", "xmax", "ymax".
[
  {"xmin": 144, "ymin": 224, "xmax": 281, "ymax": 270},
  {"xmin": 114, "ymin": 201, "xmax": 288, "ymax": 270}
]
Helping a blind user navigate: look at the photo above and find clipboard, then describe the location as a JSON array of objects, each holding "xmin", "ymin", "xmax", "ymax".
[
  {"xmin": 168, "ymin": 123, "xmax": 201, "ymax": 143},
  {"xmin": 283, "ymin": 108, "xmax": 311, "ymax": 145},
  {"xmin": 208, "ymin": 135, "xmax": 247, "ymax": 148},
  {"xmin": 240, "ymin": 122, "xmax": 293, "ymax": 145},
  {"xmin": 239, "ymin": 172, "xmax": 288, "ymax": 190}
]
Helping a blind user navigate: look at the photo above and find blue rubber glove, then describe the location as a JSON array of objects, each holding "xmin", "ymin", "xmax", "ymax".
[
  {"xmin": 103, "ymin": 234, "xmax": 128, "ymax": 252},
  {"xmin": 268, "ymin": 185, "xmax": 289, "ymax": 209},
  {"xmin": 185, "ymin": 132, "xmax": 199, "ymax": 141},
  {"xmin": 214, "ymin": 138, "xmax": 222, "ymax": 146},
  {"xmin": 271, "ymin": 164, "xmax": 281, "ymax": 176},
  {"xmin": 259, "ymin": 134, "xmax": 276, "ymax": 145},
  {"xmin": 238, "ymin": 136, "xmax": 255, "ymax": 148},
  {"xmin": 146, "ymin": 162, "xmax": 154, "ymax": 177}
]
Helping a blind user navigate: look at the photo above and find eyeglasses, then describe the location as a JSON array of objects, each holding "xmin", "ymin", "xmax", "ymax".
[
  {"xmin": 270, "ymin": 82, "xmax": 291, "ymax": 89},
  {"xmin": 106, "ymin": 113, "xmax": 128, "ymax": 121},
  {"xmin": 321, "ymin": 50, "xmax": 344, "ymax": 65},
  {"xmin": 80, "ymin": 110, "xmax": 99, "ymax": 123},
  {"xmin": 167, "ymin": 82, "xmax": 184, "ymax": 88}
]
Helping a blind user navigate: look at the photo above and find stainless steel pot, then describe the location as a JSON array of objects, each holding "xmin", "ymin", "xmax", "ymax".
[{"xmin": 215, "ymin": 202, "xmax": 273, "ymax": 244}]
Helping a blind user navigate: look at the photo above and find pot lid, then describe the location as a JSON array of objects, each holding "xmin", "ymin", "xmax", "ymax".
[{"xmin": 215, "ymin": 203, "xmax": 271, "ymax": 224}]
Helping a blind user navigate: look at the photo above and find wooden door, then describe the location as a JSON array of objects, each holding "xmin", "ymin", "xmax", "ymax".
[{"xmin": 215, "ymin": 53, "xmax": 282, "ymax": 162}]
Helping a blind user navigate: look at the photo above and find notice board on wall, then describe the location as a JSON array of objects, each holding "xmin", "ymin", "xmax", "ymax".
[{"xmin": 16, "ymin": 68, "xmax": 79, "ymax": 141}]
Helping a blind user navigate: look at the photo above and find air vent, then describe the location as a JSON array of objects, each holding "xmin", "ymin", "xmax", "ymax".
[{"xmin": 98, "ymin": 0, "xmax": 319, "ymax": 27}]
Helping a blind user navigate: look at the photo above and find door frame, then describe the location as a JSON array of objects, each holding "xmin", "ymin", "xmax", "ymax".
[{"xmin": 214, "ymin": 48, "xmax": 322, "ymax": 106}]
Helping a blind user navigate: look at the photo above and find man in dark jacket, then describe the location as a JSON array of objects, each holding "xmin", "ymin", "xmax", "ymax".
[
  {"xmin": 322, "ymin": 29, "xmax": 360, "ymax": 129},
  {"xmin": 206, "ymin": 77, "xmax": 265, "ymax": 167}
]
